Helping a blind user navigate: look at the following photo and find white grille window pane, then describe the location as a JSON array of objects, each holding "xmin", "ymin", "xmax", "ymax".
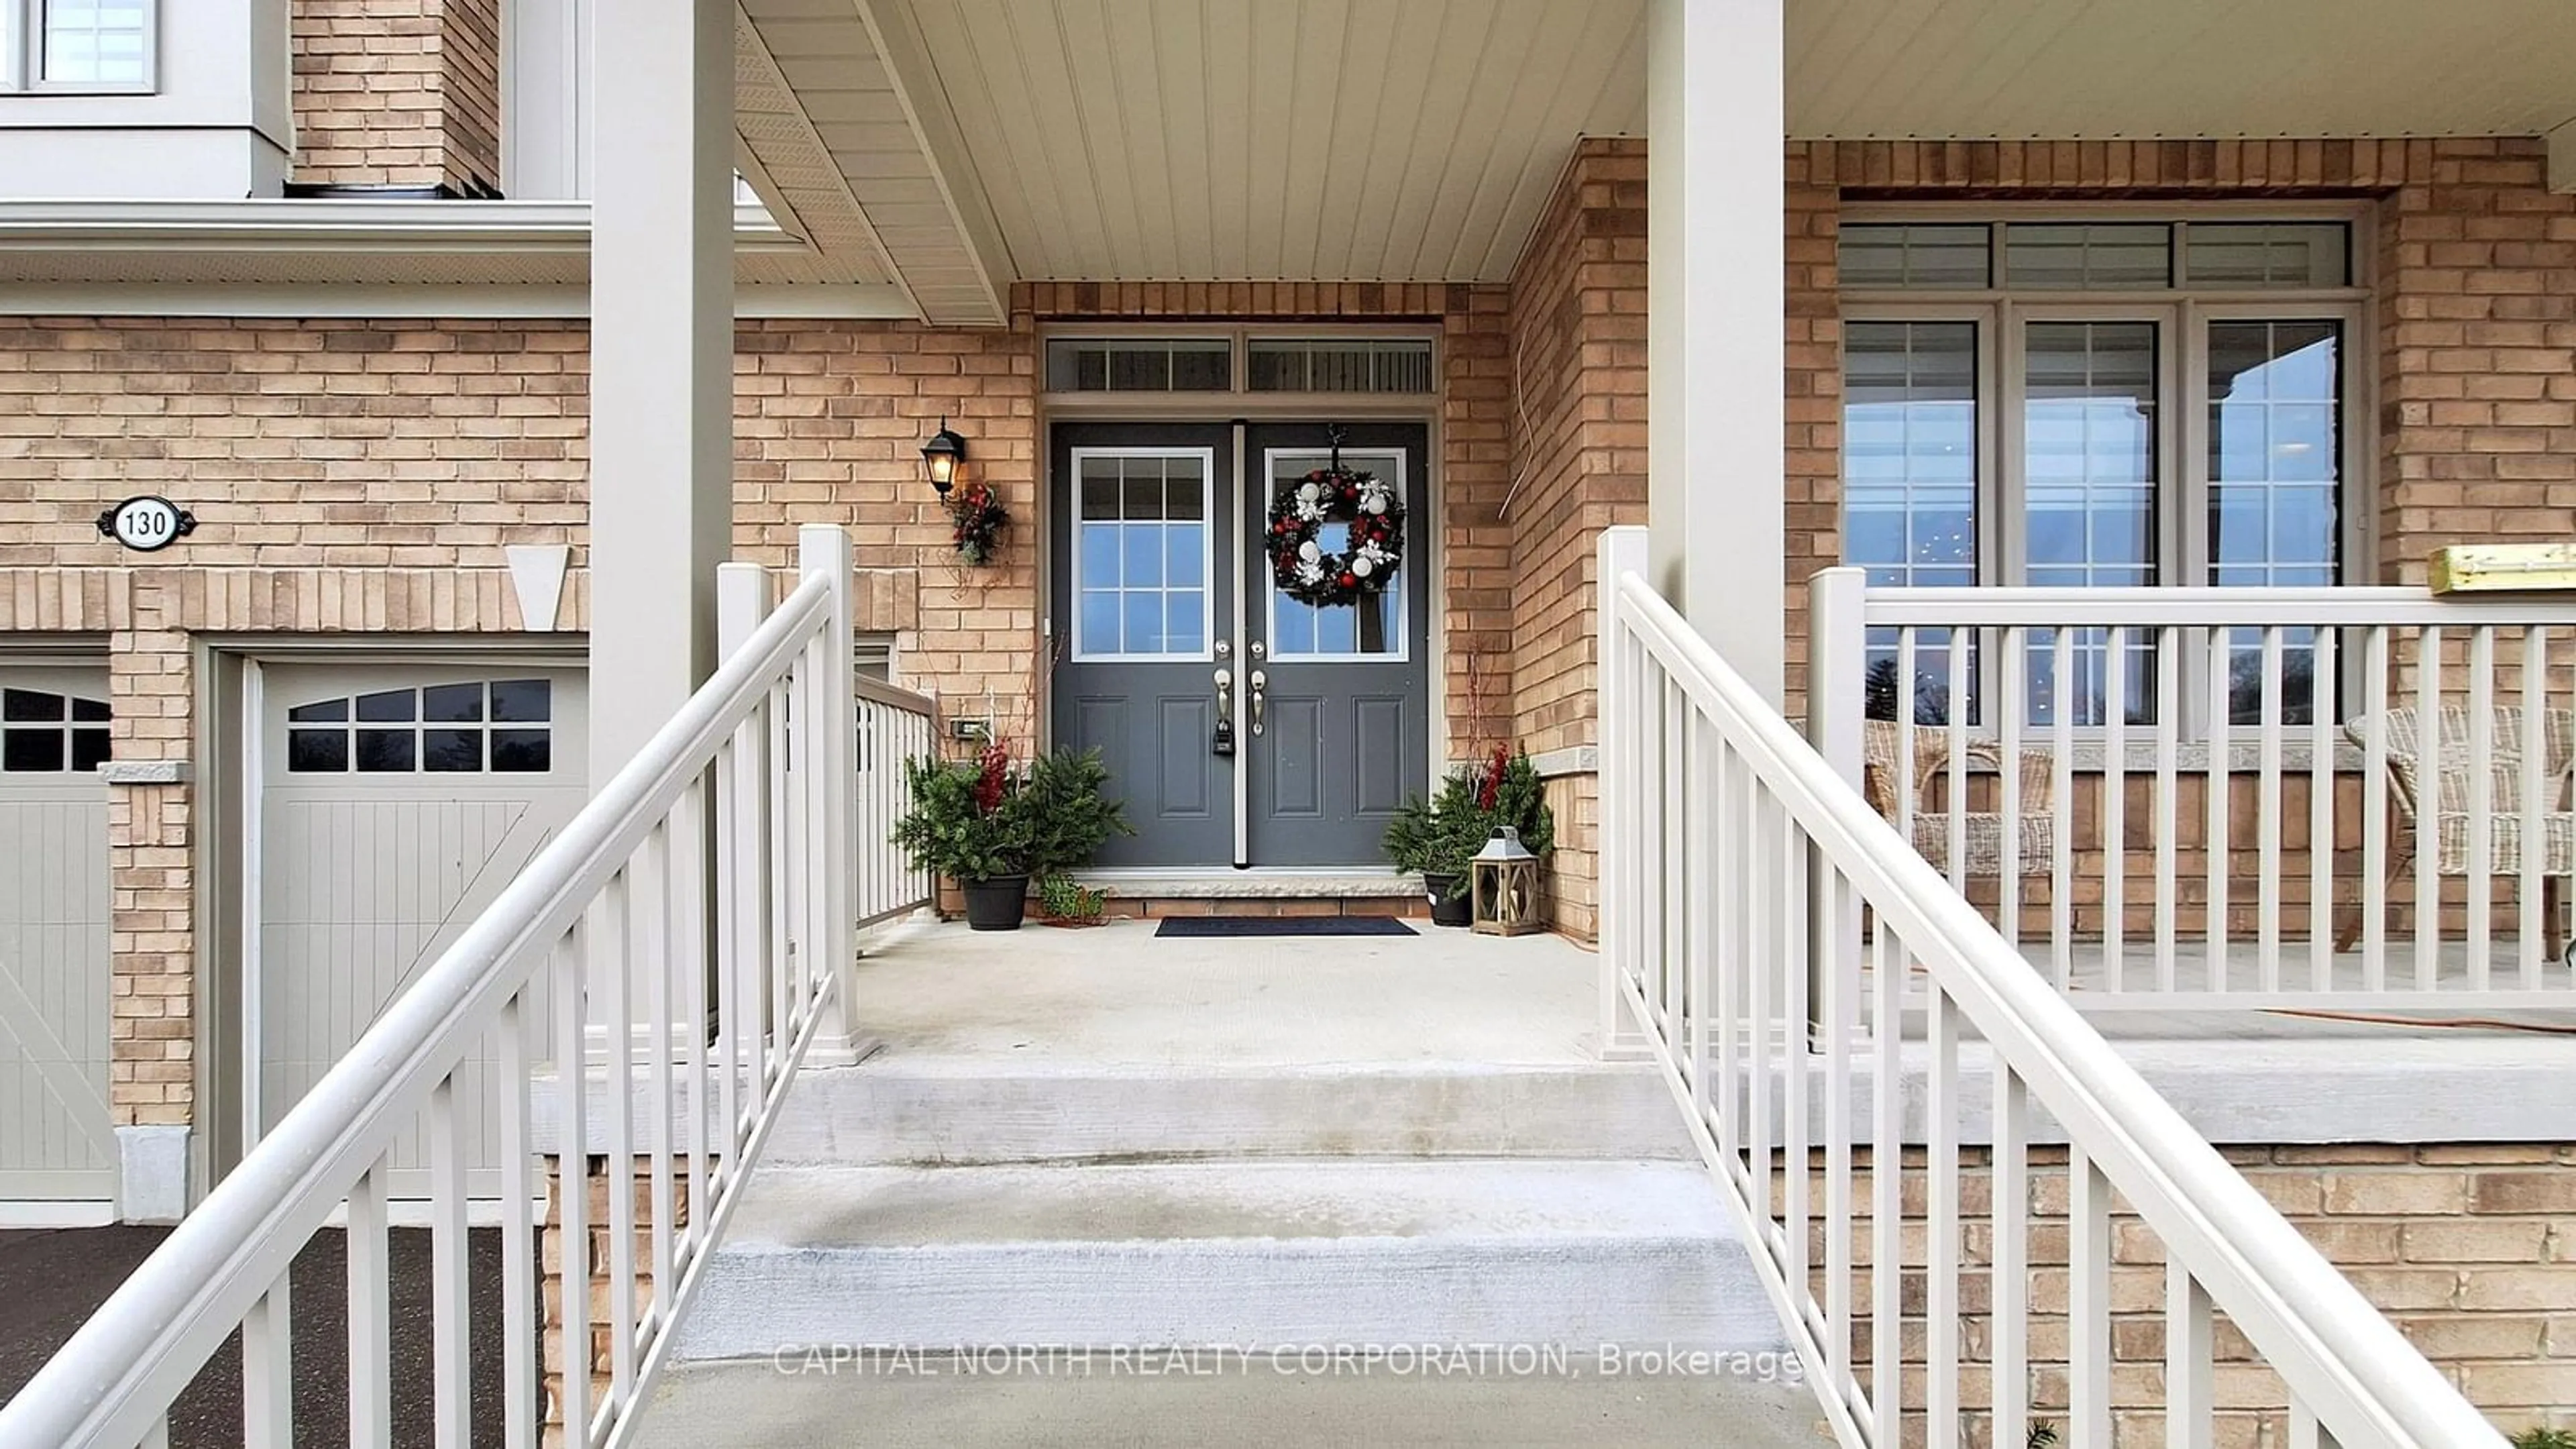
[
  {"xmin": 2184, "ymin": 223, "xmax": 2350, "ymax": 288},
  {"xmin": 2023, "ymin": 320, "xmax": 2160, "ymax": 726},
  {"xmin": 1838, "ymin": 225, "xmax": 1992, "ymax": 290},
  {"xmin": 1246, "ymin": 339, "xmax": 1435, "ymax": 394},
  {"xmin": 1044, "ymin": 339, "xmax": 1230, "ymax": 392},
  {"xmin": 2005, "ymin": 223, "xmax": 2171, "ymax": 289},
  {"xmin": 1843, "ymin": 321, "xmax": 1980, "ymax": 722},
  {"xmin": 1071, "ymin": 453, "xmax": 1212, "ymax": 659},
  {"xmin": 41, "ymin": 0, "xmax": 151, "ymax": 87},
  {"xmin": 2210, "ymin": 320, "xmax": 2342, "ymax": 723}
]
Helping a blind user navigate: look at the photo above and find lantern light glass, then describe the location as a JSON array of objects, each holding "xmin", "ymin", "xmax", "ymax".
[
  {"xmin": 920, "ymin": 419, "xmax": 966, "ymax": 496},
  {"xmin": 1469, "ymin": 826, "xmax": 1542, "ymax": 936}
]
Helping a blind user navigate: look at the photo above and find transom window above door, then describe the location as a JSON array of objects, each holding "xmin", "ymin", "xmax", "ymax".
[{"xmin": 1839, "ymin": 215, "xmax": 2361, "ymax": 727}]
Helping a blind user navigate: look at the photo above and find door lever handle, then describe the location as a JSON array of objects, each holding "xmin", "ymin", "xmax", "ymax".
[
  {"xmin": 1248, "ymin": 669, "xmax": 1267, "ymax": 737},
  {"xmin": 1214, "ymin": 667, "xmax": 1232, "ymax": 718}
]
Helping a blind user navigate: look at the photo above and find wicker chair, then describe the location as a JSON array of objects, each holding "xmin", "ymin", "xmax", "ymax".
[
  {"xmin": 2335, "ymin": 704, "xmax": 2576, "ymax": 955},
  {"xmin": 1860, "ymin": 719, "xmax": 2057, "ymax": 876}
]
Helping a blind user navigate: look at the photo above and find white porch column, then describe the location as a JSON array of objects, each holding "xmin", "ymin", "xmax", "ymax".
[
  {"xmin": 588, "ymin": 0, "xmax": 735, "ymax": 776},
  {"xmin": 1646, "ymin": 0, "xmax": 1787, "ymax": 706}
]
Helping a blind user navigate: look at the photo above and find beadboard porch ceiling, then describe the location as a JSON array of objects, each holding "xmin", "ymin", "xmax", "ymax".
[{"xmin": 739, "ymin": 1, "xmax": 2576, "ymax": 324}]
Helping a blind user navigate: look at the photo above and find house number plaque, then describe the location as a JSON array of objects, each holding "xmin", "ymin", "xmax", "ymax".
[{"xmin": 97, "ymin": 496, "xmax": 197, "ymax": 553}]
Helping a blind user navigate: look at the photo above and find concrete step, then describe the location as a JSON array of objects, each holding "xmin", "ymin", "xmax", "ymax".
[
  {"xmin": 635, "ymin": 1355, "xmax": 1827, "ymax": 1449},
  {"xmin": 672, "ymin": 1161, "xmax": 1785, "ymax": 1361},
  {"xmin": 761, "ymin": 1061, "xmax": 1695, "ymax": 1165}
]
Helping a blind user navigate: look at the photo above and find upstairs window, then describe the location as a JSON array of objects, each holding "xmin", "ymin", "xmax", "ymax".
[{"xmin": 2, "ymin": 0, "xmax": 156, "ymax": 93}]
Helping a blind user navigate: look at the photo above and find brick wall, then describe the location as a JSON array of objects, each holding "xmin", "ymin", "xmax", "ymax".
[
  {"xmin": 0, "ymin": 314, "xmax": 1034, "ymax": 1121},
  {"xmin": 1499, "ymin": 139, "xmax": 1648, "ymax": 938},
  {"xmin": 1824, "ymin": 1142, "xmax": 2576, "ymax": 1444},
  {"xmin": 291, "ymin": 0, "xmax": 504, "ymax": 194}
]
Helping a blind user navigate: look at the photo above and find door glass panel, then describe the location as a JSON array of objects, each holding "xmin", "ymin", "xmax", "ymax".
[
  {"xmin": 1843, "ymin": 321, "xmax": 1978, "ymax": 722},
  {"xmin": 1070, "ymin": 451, "xmax": 1212, "ymax": 659},
  {"xmin": 2023, "ymin": 320, "xmax": 2159, "ymax": 726},
  {"xmin": 1265, "ymin": 451, "xmax": 1405, "ymax": 659},
  {"xmin": 2211, "ymin": 319, "xmax": 2341, "ymax": 723}
]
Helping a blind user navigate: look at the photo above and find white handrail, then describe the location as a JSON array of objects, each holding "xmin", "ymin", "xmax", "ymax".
[
  {"xmin": 1, "ymin": 526, "xmax": 924, "ymax": 1449},
  {"xmin": 1601, "ymin": 529, "xmax": 2502, "ymax": 1448}
]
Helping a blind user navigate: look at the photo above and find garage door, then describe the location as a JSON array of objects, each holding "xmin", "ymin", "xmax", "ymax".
[
  {"xmin": 258, "ymin": 664, "xmax": 582, "ymax": 1196},
  {"xmin": 0, "ymin": 663, "xmax": 116, "ymax": 1209}
]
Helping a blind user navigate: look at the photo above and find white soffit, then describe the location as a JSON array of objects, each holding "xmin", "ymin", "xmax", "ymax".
[
  {"xmin": 1789, "ymin": 0, "xmax": 2576, "ymax": 142},
  {"xmin": 894, "ymin": 0, "xmax": 1648, "ymax": 284},
  {"xmin": 737, "ymin": 0, "xmax": 1010, "ymax": 325}
]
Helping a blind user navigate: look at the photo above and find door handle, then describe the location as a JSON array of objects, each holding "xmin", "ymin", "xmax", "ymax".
[
  {"xmin": 1212, "ymin": 669, "xmax": 1236, "ymax": 756},
  {"xmin": 1249, "ymin": 669, "xmax": 1267, "ymax": 737}
]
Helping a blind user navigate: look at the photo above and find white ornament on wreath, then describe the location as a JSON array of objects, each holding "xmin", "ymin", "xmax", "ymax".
[{"xmin": 1298, "ymin": 540, "xmax": 1321, "ymax": 561}]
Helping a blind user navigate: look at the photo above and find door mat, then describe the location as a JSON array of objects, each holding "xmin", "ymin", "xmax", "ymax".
[{"xmin": 1154, "ymin": 916, "xmax": 1418, "ymax": 938}]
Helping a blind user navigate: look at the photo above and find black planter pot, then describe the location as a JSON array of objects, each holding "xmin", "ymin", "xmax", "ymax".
[
  {"xmin": 1423, "ymin": 873, "xmax": 1473, "ymax": 928},
  {"xmin": 960, "ymin": 874, "xmax": 1029, "ymax": 931}
]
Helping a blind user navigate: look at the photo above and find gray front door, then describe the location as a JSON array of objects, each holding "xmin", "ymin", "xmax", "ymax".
[{"xmin": 1049, "ymin": 421, "xmax": 1431, "ymax": 869}]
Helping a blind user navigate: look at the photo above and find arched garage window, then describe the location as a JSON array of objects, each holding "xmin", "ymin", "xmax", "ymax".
[
  {"xmin": 286, "ymin": 680, "xmax": 553, "ymax": 773},
  {"xmin": 1, "ymin": 687, "xmax": 111, "ymax": 773}
]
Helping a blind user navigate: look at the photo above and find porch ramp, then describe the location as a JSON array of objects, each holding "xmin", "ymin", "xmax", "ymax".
[{"xmin": 637, "ymin": 919, "xmax": 1825, "ymax": 1448}]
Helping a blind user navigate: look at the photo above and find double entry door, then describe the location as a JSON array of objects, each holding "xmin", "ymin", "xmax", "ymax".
[{"xmin": 1050, "ymin": 421, "xmax": 1431, "ymax": 869}]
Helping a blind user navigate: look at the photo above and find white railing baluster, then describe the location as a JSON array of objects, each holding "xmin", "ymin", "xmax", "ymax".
[
  {"xmin": 1591, "ymin": 548, "xmax": 2506, "ymax": 1449},
  {"xmin": 2049, "ymin": 624, "xmax": 2074, "ymax": 986},
  {"xmin": 2519, "ymin": 629, "xmax": 2546, "ymax": 988},
  {"xmin": 498, "ymin": 991, "xmax": 537, "ymax": 1449},
  {"xmin": 645, "ymin": 819, "xmax": 676, "ymax": 1326},
  {"xmin": 1821, "ymin": 869, "xmax": 1856, "ymax": 1417},
  {"xmin": 2467, "ymin": 628, "xmax": 2496, "ymax": 991},
  {"xmin": 347, "ymin": 1157, "xmax": 391, "ymax": 1449},
  {"xmin": 1686, "ymin": 714, "xmax": 1713, "ymax": 1133},
  {"xmin": 2157, "ymin": 624, "xmax": 2182, "ymax": 992},
  {"xmin": 427, "ymin": 1075, "xmax": 470, "ymax": 1449},
  {"xmin": 1946, "ymin": 629, "xmax": 1970, "ymax": 895},
  {"xmin": 2000, "ymin": 624, "xmax": 2027, "ymax": 957},
  {"xmin": 1925, "ymin": 991, "xmax": 1960, "ymax": 1449},
  {"xmin": 2168, "ymin": 1260, "xmax": 2216, "ymax": 1449},
  {"xmin": 2068, "ymin": 1148, "xmax": 2112, "ymax": 1449},
  {"xmin": 1869, "ymin": 914, "xmax": 1900, "ymax": 1434},
  {"xmin": 2206, "ymin": 625, "xmax": 2232, "ymax": 994},
  {"xmin": 240, "ymin": 1275, "xmax": 292, "ymax": 1446},
  {"xmin": 2363, "ymin": 627, "xmax": 2392, "ymax": 988},
  {"xmin": 2259, "ymin": 625, "xmax": 2286, "ymax": 990},
  {"xmin": 2310, "ymin": 628, "xmax": 2337, "ymax": 991},
  {"xmin": 1, "ymin": 547, "xmax": 897, "ymax": 1449},
  {"xmin": 2104, "ymin": 625, "xmax": 2129, "ymax": 993},
  {"xmin": 1990, "ymin": 1071, "xmax": 2028, "ymax": 1449},
  {"xmin": 1664, "ymin": 678, "xmax": 1686, "ymax": 1042},
  {"xmin": 2416, "ymin": 628, "xmax": 2444, "ymax": 991}
]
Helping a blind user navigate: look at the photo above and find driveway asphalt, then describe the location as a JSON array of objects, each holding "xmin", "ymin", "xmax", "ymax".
[{"xmin": 0, "ymin": 1225, "xmax": 514, "ymax": 1448}]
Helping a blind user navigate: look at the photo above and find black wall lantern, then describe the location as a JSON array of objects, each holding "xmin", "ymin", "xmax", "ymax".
[{"xmin": 920, "ymin": 417, "xmax": 966, "ymax": 496}]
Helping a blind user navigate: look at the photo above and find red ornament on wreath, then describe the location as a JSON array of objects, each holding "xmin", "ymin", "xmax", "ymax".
[{"xmin": 1263, "ymin": 435, "xmax": 1406, "ymax": 610}]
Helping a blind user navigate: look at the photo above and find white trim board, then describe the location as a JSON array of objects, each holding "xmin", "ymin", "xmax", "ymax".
[{"xmin": 0, "ymin": 282, "xmax": 918, "ymax": 319}]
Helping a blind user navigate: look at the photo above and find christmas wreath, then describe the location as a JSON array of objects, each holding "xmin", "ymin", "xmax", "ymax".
[{"xmin": 1264, "ymin": 462, "xmax": 1405, "ymax": 608}]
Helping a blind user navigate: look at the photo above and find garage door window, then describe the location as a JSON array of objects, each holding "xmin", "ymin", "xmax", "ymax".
[
  {"xmin": 287, "ymin": 679, "xmax": 553, "ymax": 774},
  {"xmin": 2, "ymin": 688, "xmax": 111, "ymax": 773}
]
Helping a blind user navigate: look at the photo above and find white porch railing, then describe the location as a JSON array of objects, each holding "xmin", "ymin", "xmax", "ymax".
[
  {"xmin": 0, "ymin": 526, "xmax": 935, "ymax": 1449},
  {"xmin": 854, "ymin": 674, "xmax": 938, "ymax": 930},
  {"xmin": 1599, "ymin": 529, "xmax": 2502, "ymax": 1449},
  {"xmin": 1811, "ymin": 568, "xmax": 2576, "ymax": 1012}
]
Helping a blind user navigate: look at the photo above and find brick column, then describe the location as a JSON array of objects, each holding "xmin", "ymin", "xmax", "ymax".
[{"xmin": 542, "ymin": 1156, "xmax": 689, "ymax": 1447}]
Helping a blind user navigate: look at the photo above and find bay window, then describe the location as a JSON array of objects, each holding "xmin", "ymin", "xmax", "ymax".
[{"xmin": 1841, "ymin": 214, "xmax": 2363, "ymax": 727}]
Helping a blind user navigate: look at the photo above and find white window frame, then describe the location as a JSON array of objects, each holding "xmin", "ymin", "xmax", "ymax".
[
  {"xmin": 1841, "ymin": 203, "xmax": 2375, "ymax": 733},
  {"xmin": 1065, "ymin": 445, "xmax": 1220, "ymax": 665},
  {"xmin": 3, "ymin": 0, "xmax": 159, "ymax": 95}
]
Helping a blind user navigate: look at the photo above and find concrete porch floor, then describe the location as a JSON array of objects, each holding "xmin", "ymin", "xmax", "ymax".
[{"xmin": 847, "ymin": 916, "xmax": 1603, "ymax": 1067}]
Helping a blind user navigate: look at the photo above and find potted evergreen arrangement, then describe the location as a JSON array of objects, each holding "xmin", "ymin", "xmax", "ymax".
[
  {"xmin": 892, "ymin": 743, "xmax": 1129, "ymax": 930},
  {"xmin": 1384, "ymin": 745, "xmax": 1555, "ymax": 928}
]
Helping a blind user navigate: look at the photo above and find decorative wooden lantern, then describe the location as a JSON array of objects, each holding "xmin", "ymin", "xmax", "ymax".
[{"xmin": 1470, "ymin": 826, "xmax": 1542, "ymax": 936}]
